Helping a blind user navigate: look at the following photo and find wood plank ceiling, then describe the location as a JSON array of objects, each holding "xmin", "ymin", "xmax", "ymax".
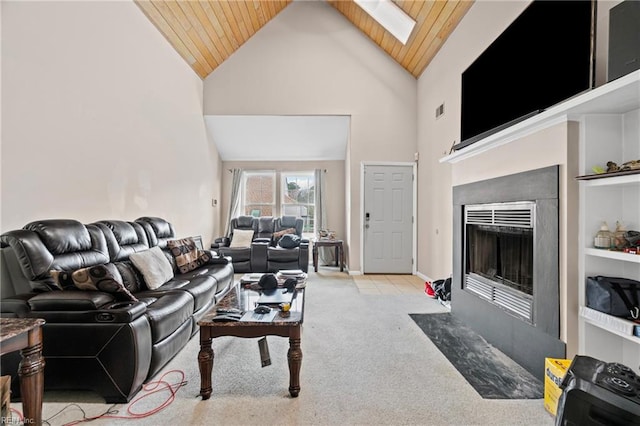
[{"xmin": 135, "ymin": 1, "xmax": 473, "ymax": 79}]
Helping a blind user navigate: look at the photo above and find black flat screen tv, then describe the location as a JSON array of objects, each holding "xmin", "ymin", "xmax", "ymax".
[{"xmin": 455, "ymin": 0, "xmax": 596, "ymax": 151}]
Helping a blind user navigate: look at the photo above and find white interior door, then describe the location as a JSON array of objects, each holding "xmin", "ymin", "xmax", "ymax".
[{"xmin": 363, "ymin": 164, "xmax": 414, "ymax": 274}]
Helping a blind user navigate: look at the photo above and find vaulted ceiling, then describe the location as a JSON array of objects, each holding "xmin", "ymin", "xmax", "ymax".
[{"xmin": 135, "ymin": 0, "xmax": 473, "ymax": 79}]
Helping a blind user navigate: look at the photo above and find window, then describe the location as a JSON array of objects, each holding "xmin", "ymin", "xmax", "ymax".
[
  {"xmin": 282, "ymin": 172, "xmax": 315, "ymax": 234},
  {"xmin": 240, "ymin": 170, "xmax": 316, "ymax": 234},
  {"xmin": 242, "ymin": 171, "xmax": 275, "ymax": 217}
]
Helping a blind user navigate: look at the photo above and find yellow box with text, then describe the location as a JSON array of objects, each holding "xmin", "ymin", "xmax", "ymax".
[{"xmin": 544, "ymin": 358, "xmax": 571, "ymax": 416}]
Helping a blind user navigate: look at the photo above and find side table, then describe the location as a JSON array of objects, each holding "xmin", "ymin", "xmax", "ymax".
[
  {"xmin": 313, "ymin": 239, "xmax": 344, "ymax": 272},
  {"xmin": 0, "ymin": 318, "xmax": 46, "ymax": 425}
]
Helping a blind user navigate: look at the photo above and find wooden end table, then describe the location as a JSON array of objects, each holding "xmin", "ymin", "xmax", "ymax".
[
  {"xmin": 313, "ymin": 239, "xmax": 344, "ymax": 272},
  {"xmin": 0, "ymin": 318, "xmax": 45, "ymax": 425},
  {"xmin": 197, "ymin": 284, "xmax": 305, "ymax": 399}
]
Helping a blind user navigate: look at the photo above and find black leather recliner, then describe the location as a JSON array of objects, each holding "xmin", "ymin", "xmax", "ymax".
[
  {"xmin": 267, "ymin": 216, "xmax": 309, "ymax": 272},
  {"xmin": 213, "ymin": 215, "xmax": 260, "ymax": 272}
]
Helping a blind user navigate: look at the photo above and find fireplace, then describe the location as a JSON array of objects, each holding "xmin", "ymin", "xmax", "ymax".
[
  {"xmin": 452, "ymin": 166, "xmax": 565, "ymax": 380},
  {"xmin": 464, "ymin": 201, "xmax": 535, "ymax": 322}
]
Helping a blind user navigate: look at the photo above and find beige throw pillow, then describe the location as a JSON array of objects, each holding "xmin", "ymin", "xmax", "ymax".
[
  {"xmin": 129, "ymin": 246, "xmax": 174, "ymax": 290},
  {"xmin": 229, "ymin": 229, "xmax": 254, "ymax": 248}
]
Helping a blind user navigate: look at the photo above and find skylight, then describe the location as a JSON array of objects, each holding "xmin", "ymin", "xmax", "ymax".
[{"xmin": 354, "ymin": 0, "xmax": 416, "ymax": 45}]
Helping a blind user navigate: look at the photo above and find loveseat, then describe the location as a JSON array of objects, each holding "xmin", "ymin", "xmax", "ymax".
[
  {"xmin": 213, "ymin": 215, "xmax": 309, "ymax": 273},
  {"xmin": 0, "ymin": 217, "xmax": 234, "ymax": 403}
]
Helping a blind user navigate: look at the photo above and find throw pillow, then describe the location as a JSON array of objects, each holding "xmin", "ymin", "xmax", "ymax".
[
  {"xmin": 129, "ymin": 246, "xmax": 174, "ymax": 290},
  {"xmin": 278, "ymin": 234, "xmax": 301, "ymax": 249},
  {"xmin": 167, "ymin": 237, "xmax": 212, "ymax": 273},
  {"xmin": 273, "ymin": 227, "xmax": 296, "ymax": 240},
  {"xmin": 49, "ymin": 270, "xmax": 76, "ymax": 290},
  {"xmin": 229, "ymin": 229, "xmax": 254, "ymax": 248},
  {"xmin": 113, "ymin": 261, "xmax": 144, "ymax": 293},
  {"xmin": 87, "ymin": 264, "xmax": 139, "ymax": 302},
  {"xmin": 69, "ymin": 264, "xmax": 138, "ymax": 302}
]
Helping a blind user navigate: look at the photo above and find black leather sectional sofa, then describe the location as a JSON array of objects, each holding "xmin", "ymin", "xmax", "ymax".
[{"xmin": 0, "ymin": 217, "xmax": 234, "ymax": 403}]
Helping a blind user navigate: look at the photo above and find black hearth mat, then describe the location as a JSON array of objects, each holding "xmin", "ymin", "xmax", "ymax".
[{"xmin": 410, "ymin": 313, "xmax": 544, "ymax": 399}]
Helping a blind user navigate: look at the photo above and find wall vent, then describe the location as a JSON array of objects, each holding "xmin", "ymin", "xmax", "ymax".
[{"xmin": 435, "ymin": 103, "xmax": 445, "ymax": 118}]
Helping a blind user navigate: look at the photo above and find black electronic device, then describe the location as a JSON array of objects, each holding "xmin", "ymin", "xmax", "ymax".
[
  {"xmin": 456, "ymin": 0, "xmax": 595, "ymax": 152},
  {"xmin": 254, "ymin": 305, "xmax": 272, "ymax": 315},
  {"xmin": 555, "ymin": 355, "xmax": 640, "ymax": 425},
  {"xmin": 608, "ymin": 0, "xmax": 640, "ymax": 82}
]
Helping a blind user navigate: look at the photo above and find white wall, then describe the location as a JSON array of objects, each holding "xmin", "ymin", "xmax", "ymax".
[
  {"xmin": 203, "ymin": 0, "xmax": 417, "ymax": 273},
  {"xmin": 1, "ymin": 1, "xmax": 222, "ymax": 242}
]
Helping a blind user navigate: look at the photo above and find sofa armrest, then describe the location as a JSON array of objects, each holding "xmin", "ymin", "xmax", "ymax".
[
  {"xmin": 1, "ymin": 293, "xmax": 37, "ymax": 317},
  {"xmin": 27, "ymin": 291, "xmax": 147, "ymax": 323},
  {"xmin": 211, "ymin": 237, "xmax": 230, "ymax": 249},
  {"xmin": 253, "ymin": 237, "xmax": 272, "ymax": 244}
]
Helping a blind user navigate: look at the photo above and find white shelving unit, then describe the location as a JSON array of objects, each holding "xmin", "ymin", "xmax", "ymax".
[{"xmin": 577, "ymin": 71, "xmax": 640, "ymax": 374}]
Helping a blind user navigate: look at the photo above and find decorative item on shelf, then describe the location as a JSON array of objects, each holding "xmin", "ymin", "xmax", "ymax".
[
  {"xmin": 590, "ymin": 159, "xmax": 640, "ymax": 176},
  {"xmin": 625, "ymin": 230, "xmax": 640, "ymax": 247},
  {"xmin": 613, "ymin": 222, "xmax": 628, "ymax": 250},
  {"xmin": 317, "ymin": 229, "xmax": 336, "ymax": 240},
  {"xmin": 594, "ymin": 221, "xmax": 613, "ymax": 249}
]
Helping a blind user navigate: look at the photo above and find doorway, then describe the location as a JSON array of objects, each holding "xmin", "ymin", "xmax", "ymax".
[{"xmin": 362, "ymin": 163, "xmax": 415, "ymax": 274}]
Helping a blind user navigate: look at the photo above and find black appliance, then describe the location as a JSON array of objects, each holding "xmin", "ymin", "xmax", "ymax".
[
  {"xmin": 608, "ymin": 0, "xmax": 640, "ymax": 82},
  {"xmin": 456, "ymin": 1, "xmax": 596, "ymax": 151},
  {"xmin": 556, "ymin": 355, "xmax": 640, "ymax": 426}
]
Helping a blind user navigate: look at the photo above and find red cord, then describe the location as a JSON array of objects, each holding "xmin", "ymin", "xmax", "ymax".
[
  {"xmin": 9, "ymin": 407, "xmax": 24, "ymax": 423},
  {"xmin": 54, "ymin": 369, "xmax": 187, "ymax": 425}
]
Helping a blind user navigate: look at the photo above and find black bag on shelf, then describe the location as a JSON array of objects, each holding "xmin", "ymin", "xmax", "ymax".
[{"xmin": 586, "ymin": 276, "xmax": 640, "ymax": 319}]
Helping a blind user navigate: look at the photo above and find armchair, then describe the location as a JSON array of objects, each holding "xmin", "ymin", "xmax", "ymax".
[
  {"xmin": 212, "ymin": 216, "xmax": 259, "ymax": 273},
  {"xmin": 267, "ymin": 216, "xmax": 309, "ymax": 273}
]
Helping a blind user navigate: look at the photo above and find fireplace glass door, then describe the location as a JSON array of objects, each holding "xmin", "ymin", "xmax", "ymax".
[{"xmin": 466, "ymin": 224, "xmax": 533, "ymax": 295}]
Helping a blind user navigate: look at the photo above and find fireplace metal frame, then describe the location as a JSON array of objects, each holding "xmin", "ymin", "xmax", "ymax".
[{"xmin": 463, "ymin": 201, "xmax": 536, "ymax": 322}]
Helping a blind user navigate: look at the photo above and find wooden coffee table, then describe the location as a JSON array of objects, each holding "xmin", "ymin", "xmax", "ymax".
[{"xmin": 197, "ymin": 283, "xmax": 305, "ymax": 399}]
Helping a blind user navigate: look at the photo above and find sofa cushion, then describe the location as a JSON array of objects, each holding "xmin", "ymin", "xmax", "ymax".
[
  {"xmin": 70, "ymin": 264, "xmax": 138, "ymax": 302},
  {"xmin": 229, "ymin": 229, "xmax": 254, "ymax": 248},
  {"xmin": 129, "ymin": 247, "xmax": 174, "ymax": 290},
  {"xmin": 167, "ymin": 238, "xmax": 212, "ymax": 274}
]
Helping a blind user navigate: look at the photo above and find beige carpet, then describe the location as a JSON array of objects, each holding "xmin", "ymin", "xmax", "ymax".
[{"xmin": 15, "ymin": 270, "xmax": 554, "ymax": 425}]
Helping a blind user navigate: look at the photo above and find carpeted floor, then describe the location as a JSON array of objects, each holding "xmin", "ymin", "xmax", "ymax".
[
  {"xmin": 12, "ymin": 270, "xmax": 554, "ymax": 426},
  {"xmin": 409, "ymin": 313, "xmax": 544, "ymax": 399}
]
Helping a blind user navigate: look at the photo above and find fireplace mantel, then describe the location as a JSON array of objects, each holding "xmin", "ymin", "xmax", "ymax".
[{"xmin": 440, "ymin": 70, "xmax": 640, "ymax": 164}]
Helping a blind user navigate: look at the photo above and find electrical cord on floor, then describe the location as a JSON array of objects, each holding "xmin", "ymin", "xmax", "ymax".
[{"xmin": 8, "ymin": 370, "xmax": 188, "ymax": 426}]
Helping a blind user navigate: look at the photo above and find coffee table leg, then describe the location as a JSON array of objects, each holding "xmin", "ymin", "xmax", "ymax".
[
  {"xmin": 19, "ymin": 339, "xmax": 45, "ymax": 425},
  {"xmin": 287, "ymin": 326, "xmax": 302, "ymax": 397},
  {"xmin": 198, "ymin": 329, "xmax": 214, "ymax": 400}
]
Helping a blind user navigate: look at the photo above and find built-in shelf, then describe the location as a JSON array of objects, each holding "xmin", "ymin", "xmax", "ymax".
[
  {"xmin": 585, "ymin": 248, "xmax": 640, "ymax": 263},
  {"xmin": 441, "ymin": 70, "xmax": 640, "ymax": 164},
  {"xmin": 580, "ymin": 306, "xmax": 639, "ymax": 343},
  {"xmin": 578, "ymin": 173, "xmax": 640, "ymax": 187}
]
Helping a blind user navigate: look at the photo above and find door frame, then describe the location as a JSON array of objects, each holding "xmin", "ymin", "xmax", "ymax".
[{"xmin": 360, "ymin": 161, "xmax": 417, "ymax": 275}]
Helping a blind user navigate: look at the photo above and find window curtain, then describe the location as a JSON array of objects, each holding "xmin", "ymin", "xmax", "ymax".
[
  {"xmin": 314, "ymin": 169, "xmax": 334, "ymax": 265},
  {"xmin": 225, "ymin": 168, "xmax": 243, "ymax": 237}
]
